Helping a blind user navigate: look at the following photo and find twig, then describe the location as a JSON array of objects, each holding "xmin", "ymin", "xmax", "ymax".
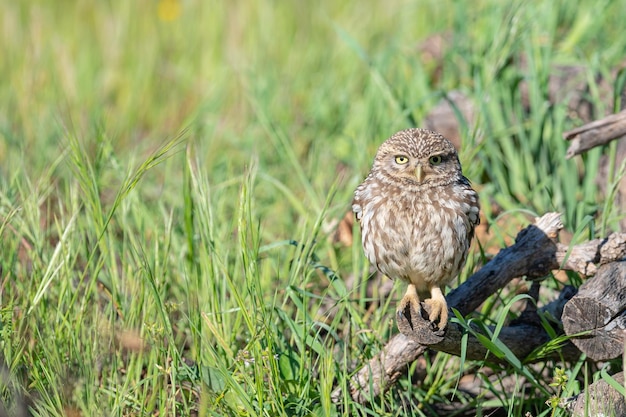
[{"xmin": 563, "ymin": 109, "xmax": 626, "ymax": 158}]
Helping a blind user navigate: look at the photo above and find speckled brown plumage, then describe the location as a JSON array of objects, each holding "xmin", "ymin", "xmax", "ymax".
[{"xmin": 353, "ymin": 128, "xmax": 480, "ymax": 329}]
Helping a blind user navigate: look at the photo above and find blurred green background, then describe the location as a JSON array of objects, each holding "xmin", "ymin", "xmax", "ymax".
[{"xmin": 0, "ymin": 0, "xmax": 624, "ymax": 416}]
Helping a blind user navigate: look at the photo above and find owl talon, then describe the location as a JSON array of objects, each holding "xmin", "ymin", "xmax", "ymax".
[
  {"xmin": 424, "ymin": 287, "xmax": 449, "ymax": 329},
  {"xmin": 396, "ymin": 284, "xmax": 421, "ymax": 322}
]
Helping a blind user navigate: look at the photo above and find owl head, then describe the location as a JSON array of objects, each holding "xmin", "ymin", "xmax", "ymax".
[{"xmin": 372, "ymin": 128, "xmax": 463, "ymax": 187}]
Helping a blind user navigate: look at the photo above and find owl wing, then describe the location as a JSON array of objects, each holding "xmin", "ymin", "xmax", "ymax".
[
  {"xmin": 352, "ymin": 195, "xmax": 363, "ymax": 221},
  {"xmin": 352, "ymin": 181, "xmax": 368, "ymax": 222},
  {"xmin": 460, "ymin": 176, "xmax": 480, "ymax": 240}
]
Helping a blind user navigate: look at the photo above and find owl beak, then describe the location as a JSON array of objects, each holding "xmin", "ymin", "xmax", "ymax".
[{"xmin": 415, "ymin": 165, "xmax": 425, "ymax": 182}]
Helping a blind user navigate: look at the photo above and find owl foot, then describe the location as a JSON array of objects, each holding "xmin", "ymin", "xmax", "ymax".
[
  {"xmin": 424, "ymin": 286, "xmax": 448, "ymax": 329},
  {"xmin": 396, "ymin": 284, "xmax": 421, "ymax": 321}
]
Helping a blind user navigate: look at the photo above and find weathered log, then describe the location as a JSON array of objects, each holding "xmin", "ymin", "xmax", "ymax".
[
  {"xmin": 331, "ymin": 214, "xmax": 626, "ymax": 403},
  {"xmin": 562, "ymin": 261, "xmax": 626, "ymax": 361},
  {"xmin": 399, "ymin": 232, "xmax": 626, "ymax": 340},
  {"xmin": 556, "ymin": 232, "xmax": 626, "ymax": 276},
  {"xmin": 563, "ymin": 109, "xmax": 626, "ymax": 159},
  {"xmin": 332, "ymin": 213, "xmax": 563, "ymax": 403},
  {"xmin": 566, "ymin": 371, "xmax": 625, "ymax": 417},
  {"xmin": 413, "ymin": 286, "xmax": 582, "ymax": 362}
]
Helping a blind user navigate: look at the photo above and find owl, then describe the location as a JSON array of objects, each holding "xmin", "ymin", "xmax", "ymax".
[{"xmin": 352, "ymin": 128, "xmax": 480, "ymax": 329}]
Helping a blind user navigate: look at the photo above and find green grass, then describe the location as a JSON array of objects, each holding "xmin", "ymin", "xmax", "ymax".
[{"xmin": 0, "ymin": 0, "xmax": 625, "ymax": 415}]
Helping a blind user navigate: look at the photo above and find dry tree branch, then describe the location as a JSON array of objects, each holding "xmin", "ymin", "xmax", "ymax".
[
  {"xmin": 331, "ymin": 213, "xmax": 626, "ymax": 404},
  {"xmin": 563, "ymin": 109, "xmax": 626, "ymax": 158}
]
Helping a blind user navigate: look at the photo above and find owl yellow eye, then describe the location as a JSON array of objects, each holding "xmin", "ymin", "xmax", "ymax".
[
  {"xmin": 395, "ymin": 155, "xmax": 409, "ymax": 164},
  {"xmin": 429, "ymin": 155, "xmax": 443, "ymax": 165}
]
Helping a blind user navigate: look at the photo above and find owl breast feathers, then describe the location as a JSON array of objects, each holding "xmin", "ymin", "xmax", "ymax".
[{"xmin": 352, "ymin": 128, "xmax": 480, "ymax": 329}]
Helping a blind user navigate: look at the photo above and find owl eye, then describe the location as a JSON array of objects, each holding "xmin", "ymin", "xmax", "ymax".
[
  {"xmin": 395, "ymin": 155, "xmax": 409, "ymax": 164},
  {"xmin": 429, "ymin": 155, "xmax": 443, "ymax": 165}
]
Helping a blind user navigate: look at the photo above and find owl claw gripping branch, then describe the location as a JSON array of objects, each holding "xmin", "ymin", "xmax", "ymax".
[{"xmin": 352, "ymin": 128, "xmax": 480, "ymax": 331}]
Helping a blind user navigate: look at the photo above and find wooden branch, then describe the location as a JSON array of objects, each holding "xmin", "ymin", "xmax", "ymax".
[
  {"xmin": 556, "ymin": 232, "xmax": 626, "ymax": 276},
  {"xmin": 563, "ymin": 109, "xmax": 626, "ymax": 158},
  {"xmin": 562, "ymin": 261, "xmax": 626, "ymax": 361},
  {"xmin": 331, "ymin": 213, "xmax": 562, "ymax": 403},
  {"xmin": 331, "ymin": 214, "xmax": 626, "ymax": 404},
  {"xmin": 565, "ymin": 371, "xmax": 625, "ymax": 417},
  {"xmin": 427, "ymin": 286, "xmax": 582, "ymax": 362},
  {"xmin": 448, "ymin": 213, "xmax": 563, "ymax": 313}
]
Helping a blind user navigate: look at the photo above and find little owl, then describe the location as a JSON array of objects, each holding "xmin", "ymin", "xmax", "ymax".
[{"xmin": 353, "ymin": 128, "xmax": 480, "ymax": 330}]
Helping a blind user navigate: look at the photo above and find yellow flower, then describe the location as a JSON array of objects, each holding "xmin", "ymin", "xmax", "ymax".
[{"xmin": 157, "ymin": 0, "xmax": 181, "ymax": 22}]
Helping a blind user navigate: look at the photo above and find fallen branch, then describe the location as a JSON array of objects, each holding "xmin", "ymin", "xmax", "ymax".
[
  {"xmin": 563, "ymin": 109, "xmax": 626, "ymax": 158},
  {"xmin": 331, "ymin": 213, "xmax": 626, "ymax": 404},
  {"xmin": 556, "ymin": 232, "xmax": 626, "ymax": 276},
  {"xmin": 427, "ymin": 286, "xmax": 582, "ymax": 363}
]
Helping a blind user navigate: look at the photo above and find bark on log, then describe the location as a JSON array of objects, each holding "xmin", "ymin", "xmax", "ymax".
[
  {"xmin": 422, "ymin": 286, "xmax": 582, "ymax": 362},
  {"xmin": 563, "ymin": 109, "xmax": 626, "ymax": 158},
  {"xmin": 562, "ymin": 261, "xmax": 626, "ymax": 361},
  {"xmin": 556, "ymin": 232, "xmax": 626, "ymax": 276},
  {"xmin": 566, "ymin": 371, "xmax": 625, "ymax": 417},
  {"xmin": 331, "ymin": 214, "xmax": 626, "ymax": 404}
]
